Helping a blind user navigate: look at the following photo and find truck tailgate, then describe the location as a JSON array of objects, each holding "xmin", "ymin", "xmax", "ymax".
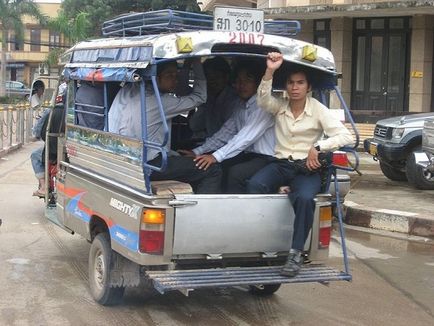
[{"xmin": 171, "ymin": 194, "xmax": 293, "ymax": 256}]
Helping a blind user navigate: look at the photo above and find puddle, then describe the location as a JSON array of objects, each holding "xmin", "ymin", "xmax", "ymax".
[{"xmin": 6, "ymin": 258, "xmax": 30, "ymax": 265}]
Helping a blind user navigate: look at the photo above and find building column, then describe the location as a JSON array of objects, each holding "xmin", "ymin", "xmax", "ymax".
[
  {"xmin": 409, "ymin": 15, "xmax": 433, "ymax": 113},
  {"xmin": 329, "ymin": 17, "xmax": 352, "ymax": 111}
]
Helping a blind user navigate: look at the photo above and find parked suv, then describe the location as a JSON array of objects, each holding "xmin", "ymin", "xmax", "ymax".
[
  {"xmin": 364, "ymin": 112, "xmax": 434, "ymax": 190},
  {"xmin": 5, "ymin": 80, "xmax": 31, "ymax": 98}
]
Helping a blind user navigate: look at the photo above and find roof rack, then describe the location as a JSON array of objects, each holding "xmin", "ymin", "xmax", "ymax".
[{"xmin": 102, "ymin": 9, "xmax": 300, "ymax": 37}]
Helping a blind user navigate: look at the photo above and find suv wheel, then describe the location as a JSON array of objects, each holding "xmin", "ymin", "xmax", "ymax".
[
  {"xmin": 406, "ymin": 150, "xmax": 434, "ymax": 190},
  {"xmin": 379, "ymin": 161, "xmax": 407, "ymax": 181}
]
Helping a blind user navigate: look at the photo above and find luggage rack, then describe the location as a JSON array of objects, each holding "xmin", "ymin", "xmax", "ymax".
[{"xmin": 102, "ymin": 9, "xmax": 301, "ymax": 37}]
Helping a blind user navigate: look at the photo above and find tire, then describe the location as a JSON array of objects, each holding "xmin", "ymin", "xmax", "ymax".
[
  {"xmin": 249, "ymin": 284, "xmax": 281, "ymax": 296},
  {"xmin": 89, "ymin": 233, "xmax": 125, "ymax": 305},
  {"xmin": 406, "ymin": 151, "xmax": 434, "ymax": 190},
  {"xmin": 379, "ymin": 161, "xmax": 407, "ymax": 181}
]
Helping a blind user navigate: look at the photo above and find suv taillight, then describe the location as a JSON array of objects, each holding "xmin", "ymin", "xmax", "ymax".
[
  {"xmin": 139, "ymin": 208, "xmax": 165, "ymax": 254},
  {"xmin": 332, "ymin": 151, "xmax": 349, "ymax": 168}
]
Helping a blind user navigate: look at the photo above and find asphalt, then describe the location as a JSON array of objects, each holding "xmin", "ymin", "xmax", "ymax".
[{"xmin": 1, "ymin": 142, "xmax": 434, "ymax": 239}]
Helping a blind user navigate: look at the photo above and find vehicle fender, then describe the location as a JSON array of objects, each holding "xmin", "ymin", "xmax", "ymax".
[{"xmin": 400, "ymin": 130, "xmax": 422, "ymax": 151}]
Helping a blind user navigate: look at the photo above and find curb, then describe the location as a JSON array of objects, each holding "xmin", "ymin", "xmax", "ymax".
[
  {"xmin": 0, "ymin": 143, "xmax": 23, "ymax": 159},
  {"xmin": 344, "ymin": 201, "xmax": 434, "ymax": 239}
]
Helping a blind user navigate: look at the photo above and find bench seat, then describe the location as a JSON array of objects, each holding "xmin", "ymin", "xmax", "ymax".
[{"xmin": 151, "ymin": 180, "xmax": 193, "ymax": 195}]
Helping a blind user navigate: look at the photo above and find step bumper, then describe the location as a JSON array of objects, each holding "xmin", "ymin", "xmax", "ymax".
[{"xmin": 146, "ymin": 265, "xmax": 351, "ymax": 294}]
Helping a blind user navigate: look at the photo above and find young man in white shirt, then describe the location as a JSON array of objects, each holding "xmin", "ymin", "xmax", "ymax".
[{"xmin": 247, "ymin": 52, "xmax": 353, "ymax": 277}]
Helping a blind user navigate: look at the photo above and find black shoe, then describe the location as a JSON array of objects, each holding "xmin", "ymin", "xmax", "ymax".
[{"xmin": 280, "ymin": 250, "xmax": 302, "ymax": 277}]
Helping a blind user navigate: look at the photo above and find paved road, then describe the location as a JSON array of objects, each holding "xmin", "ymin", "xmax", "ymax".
[{"xmin": 1, "ymin": 143, "xmax": 434, "ymax": 325}]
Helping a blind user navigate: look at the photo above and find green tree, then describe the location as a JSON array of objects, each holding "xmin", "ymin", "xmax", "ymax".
[
  {"xmin": 60, "ymin": 0, "xmax": 201, "ymax": 38},
  {"xmin": 0, "ymin": 0, "xmax": 47, "ymax": 96},
  {"xmin": 45, "ymin": 11, "xmax": 91, "ymax": 67}
]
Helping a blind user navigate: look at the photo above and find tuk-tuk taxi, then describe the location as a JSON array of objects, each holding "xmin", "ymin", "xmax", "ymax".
[{"xmin": 43, "ymin": 8, "xmax": 359, "ymax": 305}]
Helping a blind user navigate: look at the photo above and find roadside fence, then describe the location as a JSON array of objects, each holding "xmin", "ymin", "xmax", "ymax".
[{"xmin": 0, "ymin": 103, "xmax": 46, "ymax": 155}]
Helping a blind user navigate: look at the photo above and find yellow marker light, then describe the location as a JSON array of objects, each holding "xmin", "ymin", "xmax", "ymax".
[
  {"xmin": 302, "ymin": 45, "xmax": 317, "ymax": 62},
  {"xmin": 142, "ymin": 209, "xmax": 165, "ymax": 224},
  {"xmin": 176, "ymin": 36, "xmax": 193, "ymax": 53}
]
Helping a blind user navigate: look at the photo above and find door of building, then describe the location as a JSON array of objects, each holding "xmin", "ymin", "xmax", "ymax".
[{"xmin": 351, "ymin": 17, "xmax": 410, "ymax": 122}]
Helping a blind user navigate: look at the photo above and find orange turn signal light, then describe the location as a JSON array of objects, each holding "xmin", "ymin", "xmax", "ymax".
[
  {"xmin": 319, "ymin": 206, "xmax": 332, "ymax": 222},
  {"xmin": 142, "ymin": 209, "xmax": 165, "ymax": 224}
]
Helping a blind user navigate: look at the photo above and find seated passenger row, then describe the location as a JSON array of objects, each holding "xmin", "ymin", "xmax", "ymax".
[{"xmin": 72, "ymin": 53, "xmax": 353, "ymax": 278}]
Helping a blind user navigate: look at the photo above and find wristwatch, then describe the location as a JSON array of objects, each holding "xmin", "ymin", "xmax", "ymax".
[{"xmin": 314, "ymin": 143, "xmax": 321, "ymax": 152}]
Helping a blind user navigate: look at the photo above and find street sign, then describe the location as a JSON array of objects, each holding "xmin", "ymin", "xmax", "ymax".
[{"xmin": 214, "ymin": 7, "xmax": 264, "ymax": 33}]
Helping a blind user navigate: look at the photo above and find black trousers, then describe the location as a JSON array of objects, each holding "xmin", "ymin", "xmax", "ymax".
[
  {"xmin": 149, "ymin": 155, "xmax": 222, "ymax": 194},
  {"xmin": 246, "ymin": 159, "xmax": 322, "ymax": 250},
  {"xmin": 222, "ymin": 152, "xmax": 275, "ymax": 194}
]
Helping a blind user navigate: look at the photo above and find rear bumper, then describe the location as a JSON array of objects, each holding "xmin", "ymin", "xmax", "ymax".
[
  {"xmin": 364, "ymin": 138, "xmax": 408, "ymax": 162},
  {"xmin": 414, "ymin": 152, "xmax": 434, "ymax": 172},
  {"xmin": 329, "ymin": 174, "xmax": 350, "ymax": 200}
]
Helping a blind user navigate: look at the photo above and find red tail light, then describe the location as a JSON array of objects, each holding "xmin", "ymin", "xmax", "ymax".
[
  {"xmin": 139, "ymin": 209, "xmax": 165, "ymax": 255},
  {"xmin": 139, "ymin": 230, "xmax": 164, "ymax": 254},
  {"xmin": 332, "ymin": 151, "xmax": 349, "ymax": 168},
  {"xmin": 319, "ymin": 206, "xmax": 332, "ymax": 249}
]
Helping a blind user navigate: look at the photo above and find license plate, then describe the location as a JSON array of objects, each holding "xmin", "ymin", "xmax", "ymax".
[
  {"xmin": 214, "ymin": 7, "xmax": 264, "ymax": 33},
  {"xmin": 369, "ymin": 143, "xmax": 378, "ymax": 156}
]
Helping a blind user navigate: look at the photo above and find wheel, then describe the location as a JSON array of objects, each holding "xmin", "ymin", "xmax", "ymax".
[
  {"xmin": 89, "ymin": 233, "xmax": 125, "ymax": 305},
  {"xmin": 379, "ymin": 161, "xmax": 407, "ymax": 181},
  {"xmin": 406, "ymin": 150, "xmax": 434, "ymax": 190},
  {"xmin": 249, "ymin": 284, "xmax": 281, "ymax": 296}
]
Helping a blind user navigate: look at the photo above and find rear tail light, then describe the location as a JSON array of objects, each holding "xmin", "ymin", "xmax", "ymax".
[
  {"xmin": 332, "ymin": 151, "xmax": 349, "ymax": 168},
  {"xmin": 139, "ymin": 208, "xmax": 165, "ymax": 254},
  {"xmin": 319, "ymin": 206, "xmax": 332, "ymax": 249}
]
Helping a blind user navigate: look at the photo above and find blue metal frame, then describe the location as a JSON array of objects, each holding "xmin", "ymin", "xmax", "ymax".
[
  {"xmin": 140, "ymin": 67, "xmax": 170, "ymax": 194},
  {"xmin": 317, "ymin": 85, "xmax": 360, "ymax": 278}
]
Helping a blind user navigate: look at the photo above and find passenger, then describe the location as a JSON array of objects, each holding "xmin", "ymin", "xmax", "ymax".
[
  {"xmin": 109, "ymin": 59, "xmax": 222, "ymax": 194},
  {"xmin": 30, "ymin": 80, "xmax": 45, "ymax": 108},
  {"xmin": 179, "ymin": 59, "xmax": 275, "ymax": 193},
  {"xmin": 31, "ymin": 104, "xmax": 65, "ymax": 197},
  {"xmin": 31, "ymin": 146, "xmax": 45, "ymax": 196},
  {"xmin": 188, "ymin": 57, "xmax": 238, "ymax": 139},
  {"xmin": 246, "ymin": 52, "xmax": 353, "ymax": 277},
  {"xmin": 76, "ymin": 82, "xmax": 105, "ymax": 129}
]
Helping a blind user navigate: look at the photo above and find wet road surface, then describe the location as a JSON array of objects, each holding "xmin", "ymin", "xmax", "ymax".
[{"xmin": 1, "ymin": 143, "xmax": 433, "ymax": 325}]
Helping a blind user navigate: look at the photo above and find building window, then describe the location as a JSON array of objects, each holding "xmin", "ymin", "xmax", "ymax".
[
  {"xmin": 30, "ymin": 29, "xmax": 41, "ymax": 52},
  {"xmin": 9, "ymin": 33, "xmax": 23, "ymax": 51},
  {"xmin": 313, "ymin": 19, "xmax": 331, "ymax": 50},
  {"xmin": 49, "ymin": 31, "xmax": 61, "ymax": 49}
]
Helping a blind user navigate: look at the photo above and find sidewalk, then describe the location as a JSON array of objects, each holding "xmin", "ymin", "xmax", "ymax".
[{"xmin": 344, "ymin": 153, "xmax": 434, "ymax": 239}]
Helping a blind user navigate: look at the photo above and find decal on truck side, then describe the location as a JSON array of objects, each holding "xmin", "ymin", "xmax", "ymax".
[
  {"xmin": 109, "ymin": 197, "xmax": 140, "ymax": 219},
  {"xmin": 60, "ymin": 187, "xmax": 139, "ymax": 251}
]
